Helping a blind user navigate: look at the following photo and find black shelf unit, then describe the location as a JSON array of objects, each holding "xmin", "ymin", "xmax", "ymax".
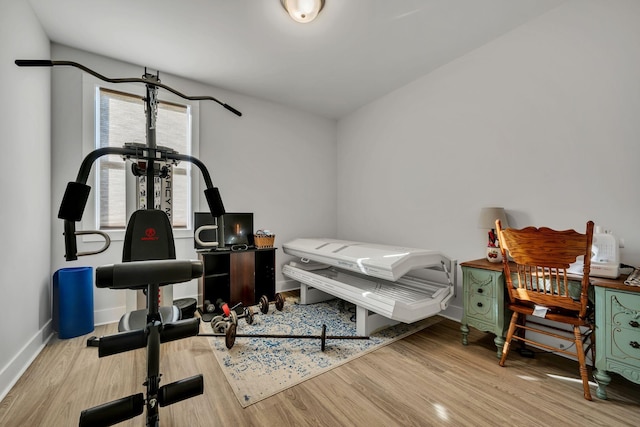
[{"xmin": 197, "ymin": 247, "xmax": 276, "ymax": 312}]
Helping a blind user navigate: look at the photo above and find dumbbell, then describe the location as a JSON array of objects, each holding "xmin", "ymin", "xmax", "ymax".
[
  {"xmin": 257, "ymin": 293, "xmax": 285, "ymax": 314},
  {"xmin": 221, "ymin": 301, "xmax": 256, "ymax": 325},
  {"xmin": 224, "ymin": 303, "xmax": 255, "ymax": 325},
  {"xmin": 211, "ymin": 316, "xmax": 229, "ymax": 334},
  {"xmin": 204, "ymin": 299, "xmax": 238, "ymax": 320},
  {"xmin": 237, "ymin": 306, "xmax": 255, "ymax": 325},
  {"xmin": 203, "ymin": 299, "xmax": 216, "ymax": 314},
  {"xmin": 209, "ymin": 300, "xmax": 237, "ymax": 331},
  {"xmin": 210, "ymin": 302, "xmax": 255, "ymax": 333}
]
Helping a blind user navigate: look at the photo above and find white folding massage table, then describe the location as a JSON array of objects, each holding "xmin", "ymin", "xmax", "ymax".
[{"xmin": 282, "ymin": 238, "xmax": 457, "ymax": 335}]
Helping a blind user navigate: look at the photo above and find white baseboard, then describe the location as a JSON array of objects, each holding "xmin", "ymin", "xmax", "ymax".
[
  {"xmin": 0, "ymin": 320, "xmax": 54, "ymax": 403},
  {"xmin": 441, "ymin": 303, "xmax": 463, "ymax": 322},
  {"xmin": 277, "ymin": 278, "xmax": 300, "ymax": 293},
  {"xmin": 94, "ymin": 306, "xmax": 127, "ymax": 326}
]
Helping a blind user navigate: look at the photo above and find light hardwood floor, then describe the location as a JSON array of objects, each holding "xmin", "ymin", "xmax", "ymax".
[{"xmin": 1, "ymin": 311, "xmax": 638, "ymax": 426}]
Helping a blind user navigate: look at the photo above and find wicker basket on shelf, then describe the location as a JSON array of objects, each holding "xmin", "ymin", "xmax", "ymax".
[{"xmin": 254, "ymin": 234, "xmax": 275, "ymax": 249}]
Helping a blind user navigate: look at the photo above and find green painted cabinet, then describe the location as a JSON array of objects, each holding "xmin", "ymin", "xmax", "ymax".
[
  {"xmin": 593, "ymin": 283, "xmax": 640, "ymax": 399},
  {"xmin": 460, "ymin": 259, "xmax": 511, "ymax": 358}
]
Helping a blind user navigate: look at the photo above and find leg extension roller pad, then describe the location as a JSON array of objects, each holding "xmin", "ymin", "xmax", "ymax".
[
  {"xmin": 97, "ymin": 318, "xmax": 200, "ymax": 357},
  {"xmin": 79, "ymin": 393, "xmax": 144, "ymax": 427},
  {"xmin": 159, "ymin": 374, "xmax": 204, "ymax": 407}
]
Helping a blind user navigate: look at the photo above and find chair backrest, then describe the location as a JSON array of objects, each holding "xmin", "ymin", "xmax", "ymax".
[
  {"xmin": 123, "ymin": 209, "xmax": 176, "ymax": 262},
  {"xmin": 496, "ymin": 220, "xmax": 594, "ymax": 318}
]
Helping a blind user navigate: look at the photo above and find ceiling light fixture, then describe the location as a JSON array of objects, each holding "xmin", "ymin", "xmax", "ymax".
[{"xmin": 281, "ymin": 0, "xmax": 325, "ymax": 24}]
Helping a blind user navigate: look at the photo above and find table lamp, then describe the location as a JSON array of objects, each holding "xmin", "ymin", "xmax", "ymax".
[{"xmin": 478, "ymin": 207, "xmax": 508, "ymax": 263}]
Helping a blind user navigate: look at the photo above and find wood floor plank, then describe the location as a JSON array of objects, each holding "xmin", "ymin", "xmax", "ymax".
[{"xmin": 1, "ymin": 313, "xmax": 638, "ymax": 426}]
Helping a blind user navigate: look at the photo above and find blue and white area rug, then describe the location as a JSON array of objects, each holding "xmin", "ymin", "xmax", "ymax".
[{"xmin": 205, "ymin": 296, "xmax": 442, "ymax": 407}]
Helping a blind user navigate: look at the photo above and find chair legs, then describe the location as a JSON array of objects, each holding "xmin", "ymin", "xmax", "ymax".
[
  {"xmin": 499, "ymin": 311, "xmax": 519, "ymax": 367},
  {"xmin": 574, "ymin": 325, "xmax": 592, "ymax": 401},
  {"xmin": 498, "ymin": 311, "xmax": 593, "ymax": 401}
]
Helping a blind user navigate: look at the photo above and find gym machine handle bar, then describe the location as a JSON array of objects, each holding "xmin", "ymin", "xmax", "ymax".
[
  {"xmin": 14, "ymin": 60, "xmax": 242, "ymax": 116},
  {"xmin": 58, "ymin": 146, "xmax": 226, "ymax": 261}
]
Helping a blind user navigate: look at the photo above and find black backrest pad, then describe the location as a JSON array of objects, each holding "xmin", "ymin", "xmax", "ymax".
[{"xmin": 123, "ymin": 210, "xmax": 176, "ymax": 262}]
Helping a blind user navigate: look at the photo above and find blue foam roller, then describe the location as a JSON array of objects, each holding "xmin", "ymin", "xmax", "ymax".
[{"xmin": 53, "ymin": 267, "xmax": 94, "ymax": 339}]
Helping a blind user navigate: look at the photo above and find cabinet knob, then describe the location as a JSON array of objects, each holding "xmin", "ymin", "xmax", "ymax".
[
  {"xmin": 477, "ymin": 302, "xmax": 483, "ymax": 308},
  {"xmin": 477, "ymin": 288, "xmax": 483, "ymax": 294},
  {"xmin": 630, "ymin": 341, "xmax": 640, "ymax": 349},
  {"xmin": 629, "ymin": 320, "xmax": 639, "ymax": 328}
]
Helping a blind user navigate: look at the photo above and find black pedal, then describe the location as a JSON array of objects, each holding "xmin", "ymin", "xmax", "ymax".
[
  {"xmin": 98, "ymin": 329, "xmax": 147, "ymax": 357},
  {"xmin": 159, "ymin": 374, "xmax": 204, "ymax": 407},
  {"xmin": 79, "ymin": 393, "xmax": 144, "ymax": 427},
  {"xmin": 160, "ymin": 318, "xmax": 200, "ymax": 343},
  {"xmin": 86, "ymin": 336, "xmax": 100, "ymax": 347}
]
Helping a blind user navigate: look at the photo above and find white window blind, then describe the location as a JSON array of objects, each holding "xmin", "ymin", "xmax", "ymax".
[{"xmin": 97, "ymin": 87, "xmax": 191, "ymax": 230}]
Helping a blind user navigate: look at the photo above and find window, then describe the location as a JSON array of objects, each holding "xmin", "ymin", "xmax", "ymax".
[{"xmin": 83, "ymin": 76, "xmax": 200, "ymax": 239}]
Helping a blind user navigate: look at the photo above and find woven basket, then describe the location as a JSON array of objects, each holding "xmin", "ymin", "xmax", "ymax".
[{"xmin": 254, "ymin": 234, "xmax": 275, "ymax": 249}]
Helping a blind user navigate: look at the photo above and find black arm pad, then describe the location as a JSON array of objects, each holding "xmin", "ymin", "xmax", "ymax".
[
  {"xmin": 58, "ymin": 181, "xmax": 91, "ymax": 221},
  {"xmin": 204, "ymin": 187, "xmax": 226, "ymax": 217},
  {"xmin": 96, "ymin": 259, "xmax": 203, "ymax": 289},
  {"xmin": 79, "ymin": 393, "xmax": 144, "ymax": 427}
]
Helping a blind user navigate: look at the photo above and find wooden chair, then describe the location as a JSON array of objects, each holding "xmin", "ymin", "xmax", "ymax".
[{"xmin": 495, "ymin": 220, "xmax": 595, "ymax": 400}]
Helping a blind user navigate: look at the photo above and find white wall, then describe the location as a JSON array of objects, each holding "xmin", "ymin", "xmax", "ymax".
[
  {"xmin": 50, "ymin": 44, "xmax": 337, "ymax": 325},
  {"xmin": 337, "ymin": 0, "xmax": 640, "ymax": 319},
  {"xmin": 0, "ymin": 0, "xmax": 51, "ymax": 401}
]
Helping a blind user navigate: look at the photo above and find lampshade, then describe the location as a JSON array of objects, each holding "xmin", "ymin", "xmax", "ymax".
[
  {"xmin": 478, "ymin": 207, "xmax": 509, "ymax": 229},
  {"xmin": 281, "ymin": 0, "xmax": 325, "ymax": 23}
]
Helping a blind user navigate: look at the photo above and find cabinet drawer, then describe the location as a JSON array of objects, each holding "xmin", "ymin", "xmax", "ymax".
[
  {"xmin": 466, "ymin": 294, "xmax": 496, "ymax": 322},
  {"xmin": 611, "ymin": 327, "xmax": 640, "ymax": 362},
  {"xmin": 608, "ymin": 291, "xmax": 640, "ymax": 363},
  {"xmin": 609, "ymin": 292, "xmax": 640, "ymax": 332},
  {"xmin": 464, "ymin": 268, "xmax": 500, "ymax": 298}
]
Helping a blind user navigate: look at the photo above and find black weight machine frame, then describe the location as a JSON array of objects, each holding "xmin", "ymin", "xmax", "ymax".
[{"xmin": 16, "ymin": 59, "xmax": 241, "ymax": 427}]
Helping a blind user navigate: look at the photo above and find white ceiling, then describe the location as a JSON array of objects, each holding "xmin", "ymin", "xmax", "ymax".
[{"xmin": 28, "ymin": 0, "xmax": 566, "ymax": 119}]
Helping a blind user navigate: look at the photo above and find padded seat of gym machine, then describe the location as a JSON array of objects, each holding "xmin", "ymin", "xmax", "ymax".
[
  {"xmin": 118, "ymin": 306, "xmax": 181, "ymax": 332},
  {"xmin": 96, "ymin": 259, "xmax": 203, "ymax": 332},
  {"xmin": 96, "ymin": 259, "xmax": 203, "ymax": 289}
]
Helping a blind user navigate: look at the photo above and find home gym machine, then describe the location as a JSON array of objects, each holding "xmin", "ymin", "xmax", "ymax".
[{"xmin": 16, "ymin": 59, "xmax": 241, "ymax": 427}]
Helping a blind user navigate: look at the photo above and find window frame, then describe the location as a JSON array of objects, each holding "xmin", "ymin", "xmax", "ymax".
[{"xmin": 81, "ymin": 73, "xmax": 200, "ymax": 241}]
